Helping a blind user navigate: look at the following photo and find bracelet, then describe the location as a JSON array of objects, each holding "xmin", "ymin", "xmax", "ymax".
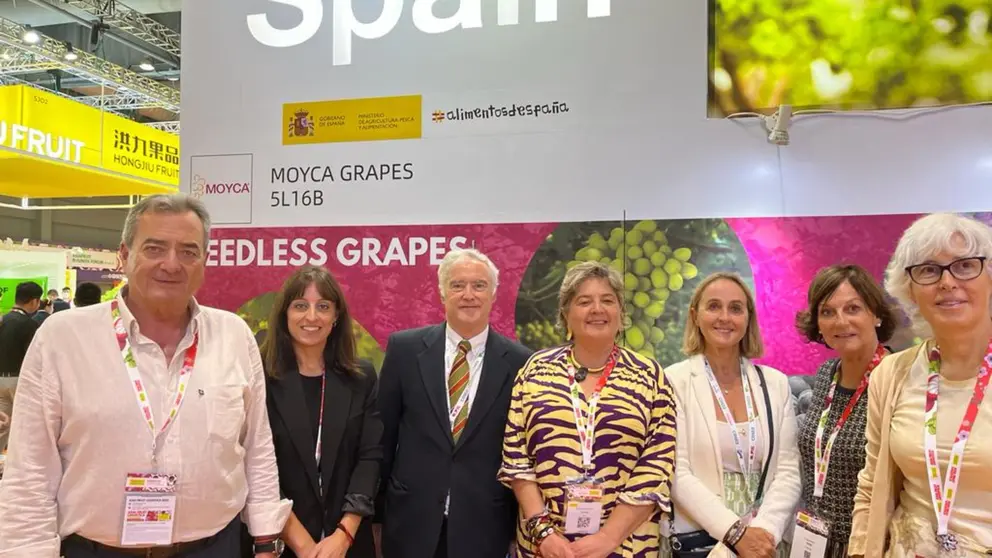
[
  {"xmin": 525, "ymin": 509, "xmax": 550, "ymax": 534},
  {"xmin": 722, "ymin": 520, "xmax": 746, "ymax": 548},
  {"xmin": 533, "ymin": 524, "xmax": 556, "ymax": 546},
  {"xmin": 336, "ymin": 523, "xmax": 355, "ymax": 546},
  {"xmin": 528, "ymin": 515, "xmax": 554, "ymax": 542}
]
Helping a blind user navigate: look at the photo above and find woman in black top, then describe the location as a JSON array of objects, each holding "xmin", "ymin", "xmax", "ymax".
[
  {"xmin": 794, "ymin": 265, "xmax": 897, "ymax": 558},
  {"xmin": 260, "ymin": 265, "xmax": 382, "ymax": 558}
]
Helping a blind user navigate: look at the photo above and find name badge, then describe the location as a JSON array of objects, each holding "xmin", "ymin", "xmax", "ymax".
[
  {"xmin": 788, "ymin": 511, "xmax": 829, "ymax": 558},
  {"xmin": 563, "ymin": 478, "xmax": 604, "ymax": 535},
  {"xmin": 120, "ymin": 472, "xmax": 179, "ymax": 546}
]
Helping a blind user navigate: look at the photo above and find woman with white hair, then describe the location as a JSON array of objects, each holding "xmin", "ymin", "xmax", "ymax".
[{"xmin": 849, "ymin": 213, "xmax": 992, "ymax": 558}]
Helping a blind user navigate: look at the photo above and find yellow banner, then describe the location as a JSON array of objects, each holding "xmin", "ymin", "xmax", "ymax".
[
  {"xmin": 282, "ymin": 94, "xmax": 422, "ymax": 145},
  {"xmin": 0, "ymin": 85, "xmax": 179, "ymax": 186},
  {"xmin": 101, "ymin": 113, "xmax": 180, "ymax": 184}
]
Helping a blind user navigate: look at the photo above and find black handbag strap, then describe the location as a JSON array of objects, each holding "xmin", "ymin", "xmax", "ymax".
[{"xmin": 753, "ymin": 365, "xmax": 774, "ymax": 502}]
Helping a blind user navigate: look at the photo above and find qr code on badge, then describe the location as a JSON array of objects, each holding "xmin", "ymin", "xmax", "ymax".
[
  {"xmin": 803, "ymin": 551, "xmax": 812, "ymax": 558},
  {"xmin": 577, "ymin": 516, "xmax": 592, "ymax": 530}
]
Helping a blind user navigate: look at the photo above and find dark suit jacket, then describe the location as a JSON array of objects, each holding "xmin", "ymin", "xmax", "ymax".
[
  {"xmin": 0, "ymin": 310, "xmax": 39, "ymax": 376},
  {"xmin": 267, "ymin": 360, "xmax": 383, "ymax": 558},
  {"xmin": 376, "ymin": 324, "xmax": 532, "ymax": 558}
]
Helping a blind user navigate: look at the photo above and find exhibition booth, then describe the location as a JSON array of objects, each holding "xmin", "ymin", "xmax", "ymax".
[{"xmin": 179, "ymin": 1, "xmax": 992, "ymax": 376}]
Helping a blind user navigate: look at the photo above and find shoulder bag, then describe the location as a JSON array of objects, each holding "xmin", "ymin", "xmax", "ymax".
[{"xmin": 670, "ymin": 365, "xmax": 776, "ymax": 557}]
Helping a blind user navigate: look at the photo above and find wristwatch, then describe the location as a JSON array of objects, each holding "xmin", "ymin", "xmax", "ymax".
[{"xmin": 253, "ymin": 539, "xmax": 284, "ymax": 556}]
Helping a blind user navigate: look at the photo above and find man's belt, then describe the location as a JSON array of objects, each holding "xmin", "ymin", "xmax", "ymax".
[{"xmin": 62, "ymin": 532, "xmax": 218, "ymax": 558}]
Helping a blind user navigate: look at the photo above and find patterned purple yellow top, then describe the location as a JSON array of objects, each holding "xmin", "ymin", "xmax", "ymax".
[{"xmin": 499, "ymin": 344, "xmax": 677, "ymax": 558}]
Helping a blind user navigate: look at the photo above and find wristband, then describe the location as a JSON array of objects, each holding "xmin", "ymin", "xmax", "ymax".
[
  {"xmin": 722, "ymin": 520, "xmax": 746, "ymax": 548},
  {"xmin": 533, "ymin": 524, "xmax": 556, "ymax": 546},
  {"xmin": 337, "ymin": 523, "xmax": 355, "ymax": 546}
]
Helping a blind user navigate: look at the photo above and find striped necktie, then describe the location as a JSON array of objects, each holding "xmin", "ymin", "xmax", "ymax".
[{"xmin": 448, "ymin": 340, "xmax": 472, "ymax": 441}]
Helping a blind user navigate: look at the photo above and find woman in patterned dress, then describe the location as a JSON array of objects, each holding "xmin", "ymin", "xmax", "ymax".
[
  {"xmin": 665, "ymin": 272, "xmax": 801, "ymax": 558},
  {"xmin": 499, "ymin": 261, "xmax": 677, "ymax": 558},
  {"xmin": 850, "ymin": 213, "xmax": 992, "ymax": 558},
  {"xmin": 793, "ymin": 265, "xmax": 897, "ymax": 558}
]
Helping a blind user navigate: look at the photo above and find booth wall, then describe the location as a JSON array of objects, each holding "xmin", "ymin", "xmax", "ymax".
[{"xmin": 180, "ymin": 0, "xmax": 992, "ymax": 374}]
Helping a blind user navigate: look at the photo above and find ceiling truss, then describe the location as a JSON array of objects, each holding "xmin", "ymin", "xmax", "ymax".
[
  {"xmin": 55, "ymin": 0, "xmax": 180, "ymax": 60},
  {"xmin": 0, "ymin": 16, "xmax": 179, "ymax": 113}
]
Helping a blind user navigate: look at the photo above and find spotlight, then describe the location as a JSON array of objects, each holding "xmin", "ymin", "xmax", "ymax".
[
  {"xmin": 64, "ymin": 43, "xmax": 78, "ymax": 62},
  {"xmin": 139, "ymin": 60, "xmax": 155, "ymax": 71},
  {"xmin": 21, "ymin": 26, "xmax": 40, "ymax": 45}
]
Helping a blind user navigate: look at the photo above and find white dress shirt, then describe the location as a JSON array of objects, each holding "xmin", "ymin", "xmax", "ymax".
[
  {"xmin": 441, "ymin": 324, "xmax": 488, "ymax": 515},
  {"xmin": 0, "ymin": 293, "xmax": 291, "ymax": 558}
]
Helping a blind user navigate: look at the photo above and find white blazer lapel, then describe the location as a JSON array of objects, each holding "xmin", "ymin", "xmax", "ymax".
[{"xmin": 690, "ymin": 354, "xmax": 724, "ymax": 482}]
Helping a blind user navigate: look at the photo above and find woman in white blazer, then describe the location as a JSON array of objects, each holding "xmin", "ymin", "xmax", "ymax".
[{"xmin": 664, "ymin": 272, "xmax": 801, "ymax": 558}]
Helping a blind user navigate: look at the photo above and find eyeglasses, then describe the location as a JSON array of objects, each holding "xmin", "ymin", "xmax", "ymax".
[{"xmin": 904, "ymin": 256, "xmax": 987, "ymax": 286}]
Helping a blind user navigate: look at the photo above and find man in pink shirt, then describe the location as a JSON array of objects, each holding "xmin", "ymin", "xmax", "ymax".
[{"xmin": 0, "ymin": 194, "xmax": 291, "ymax": 558}]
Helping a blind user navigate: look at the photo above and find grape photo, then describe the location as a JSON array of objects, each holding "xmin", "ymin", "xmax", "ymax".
[
  {"xmin": 237, "ymin": 292, "xmax": 386, "ymax": 372},
  {"xmin": 709, "ymin": 0, "xmax": 992, "ymax": 116},
  {"xmin": 515, "ymin": 219, "xmax": 753, "ymax": 367}
]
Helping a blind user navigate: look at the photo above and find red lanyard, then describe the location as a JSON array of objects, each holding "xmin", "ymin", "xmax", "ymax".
[
  {"xmin": 923, "ymin": 340, "xmax": 992, "ymax": 552},
  {"xmin": 812, "ymin": 343, "xmax": 885, "ymax": 498},
  {"xmin": 567, "ymin": 346, "xmax": 619, "ymax": 470}
]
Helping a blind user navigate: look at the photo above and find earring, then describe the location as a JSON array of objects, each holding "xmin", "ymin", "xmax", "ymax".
[
  {"xmin": 566, "ymin": 327, "xmax": 573, "ymax": 340},
  {"xmin": 875, "ymin": 321, "xmax": 881, "ymax": 327}
]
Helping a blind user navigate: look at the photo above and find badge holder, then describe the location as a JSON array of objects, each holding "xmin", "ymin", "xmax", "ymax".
[
  {"xmin": 120, "ymin": 472, "xmax": 179, "ymax": 547},
  {"xmin": 788, "ymin": 510, "xmax": 829, "ymax": 558},
  {"xmin": 563, "ymin": 474, "xmax": 604, "ymax": 536}
]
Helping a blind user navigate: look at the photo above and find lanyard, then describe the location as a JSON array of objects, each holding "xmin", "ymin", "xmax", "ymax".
[
  {"xmin": 703, "ymin": 357, "xmax": 758, "ymax": 479},
  {"xmin": 314, "ymin": 369, "xmax": 326, "ymax": 465},
  {"xmin": 111, "ymin": 300, "xmax": 198, "ymax": 468},
  {"xmin": 567, "ymin": 346, "xmax": 619, "ymax": 470},
  {"xmin": 923, "ymin": 340, "xmax": 992, "ymax": 543},
  {"xmin": 812, "ymin": 343, "xmax": 886, "ymax": 498}
]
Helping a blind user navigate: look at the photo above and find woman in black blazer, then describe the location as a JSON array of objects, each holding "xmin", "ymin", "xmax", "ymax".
[{"xmin": 260, "ymin": 265, "xmax": 382, "ymax": 558}]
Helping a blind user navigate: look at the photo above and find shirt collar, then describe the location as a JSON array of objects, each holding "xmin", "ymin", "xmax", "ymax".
[
  {"xmin": 445, "ymin": 323, "xmax": 489, "ymax": 356},
  {"xmin": 116, "ymin": 286, "xmax": 203, "ymax": 338}
]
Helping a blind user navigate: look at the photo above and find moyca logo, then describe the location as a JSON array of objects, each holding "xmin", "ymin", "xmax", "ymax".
[
  {"xmin": 246, "ymin": 0, "xmax": 611, "ymax": 66},
  {"xmin": 191, "ymin": 174, "xmax": 251, "ymax": 198}
]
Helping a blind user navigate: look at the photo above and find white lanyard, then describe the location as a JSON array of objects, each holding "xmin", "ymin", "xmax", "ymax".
[
  {"xmin": 704, "ymin": 357, "xmax": 758, "ymax": 479},
  {"xmin": 568, "ymin": 348, "xmax": 618, "ymax": 470},
  {"xmin": 111, "ymin": 300, "xmax": 197, "ymax": 468},
  {"xmin": 448, "ymin": 346, "xmax": 483, "ymax": 426}
]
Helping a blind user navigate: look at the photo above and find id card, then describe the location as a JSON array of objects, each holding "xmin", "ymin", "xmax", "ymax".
[
  {"xmin": 788, "ymin": 511, "xmax": 829, "ymax": 558},
  {"xmin": 120, "ymin": 473, "xmax": 179, "ymax": 546},
  {"xmin": 563, "ymin": 478, "xmax": 604, "ymax": 535}
]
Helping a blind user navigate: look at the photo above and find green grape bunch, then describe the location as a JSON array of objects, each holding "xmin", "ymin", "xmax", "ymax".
[
  {"xmin": 516, "ymin": 319, "xmax": 564, "ymax": 350},
  {"xmin": 566, "ymin": 220, "xmax": 701, "ymax": 362}
]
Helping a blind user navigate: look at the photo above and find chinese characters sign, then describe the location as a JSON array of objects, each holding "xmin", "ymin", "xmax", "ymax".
[{"xmin": 101, "ymin": 113, "xmax": 180, "ymax": 185}]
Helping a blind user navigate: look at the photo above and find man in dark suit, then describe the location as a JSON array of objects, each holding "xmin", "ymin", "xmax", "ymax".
[
  {"xmin": 0, "ymin": 282, "xmax": 43, "ymax": 386},
  {"xmin": 376, "ymin": 249, "xmax": 532, "ymax": 558}
]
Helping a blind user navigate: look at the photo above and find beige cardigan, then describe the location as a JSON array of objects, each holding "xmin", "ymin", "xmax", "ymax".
[{"xmin": 848, "ymin": 342, "xmax": 928, "ymax": 557}]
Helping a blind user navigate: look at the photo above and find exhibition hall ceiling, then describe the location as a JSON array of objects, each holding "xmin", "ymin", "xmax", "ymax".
[{"xmin": 0, "ymin": 0, "xmax": 180, "ymax": 132}]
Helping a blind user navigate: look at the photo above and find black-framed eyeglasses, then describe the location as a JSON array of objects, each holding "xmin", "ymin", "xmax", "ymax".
[{"xmin": 904, "ymin": 256, "xmax": 987, "ymax": 286}]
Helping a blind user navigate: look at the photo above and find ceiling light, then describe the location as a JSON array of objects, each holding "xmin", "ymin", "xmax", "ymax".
[
  {"xmin": 22, "ymin": 26, "xmax": 40, "ymax": 45},
  {"xmin": 139, "ymin": 60, "xmax": 155, "ymax": 71},
  {"xmin": 1, "ymin": 51, "xmax": 11, "ymax": 61},
  {"xmin": 64, "ymin": 42, "xmax": 78, "ymax": 62},
  {"xmin": 167, "ymin": 76, "xmax": 178, "ymax": 82}
]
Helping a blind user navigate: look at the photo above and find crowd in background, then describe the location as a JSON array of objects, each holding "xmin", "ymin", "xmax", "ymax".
[{"xmin": 0, "ymin": 195, "xmax": 989, "ymax": 558}]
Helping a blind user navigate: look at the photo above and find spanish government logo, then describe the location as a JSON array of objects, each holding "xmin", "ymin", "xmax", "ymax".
[{"xmin": 288, "ymin": 109, "xmax": 316, "ymax": 137}]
